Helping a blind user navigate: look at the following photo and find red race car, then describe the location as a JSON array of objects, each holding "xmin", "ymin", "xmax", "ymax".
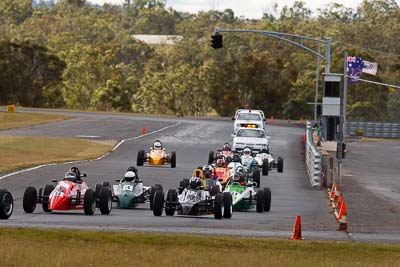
[
  {"xmin": 208, "ymin": 143, "xmax": 234, "ymax": 164},
  {"xmin": 23, "ymin": 167, "xmax": 112, "ymax": 215}
]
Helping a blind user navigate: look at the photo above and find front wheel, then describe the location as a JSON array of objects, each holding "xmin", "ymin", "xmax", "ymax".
[
  {"xmin": 223, "ymin": 192, "xmax": 232, "ymax": 219},
  {"xmin": 214, "ymin": 193, "xmax": 223, "ymax": 219},
  {"xmin": 262, "ymin": 159, "xmax": 269, "ymax": 176},
  {"xmin": 153, "ymin": 190, "xmax": 164, "ymax": 216},
  {"xmin": 263, "ymin": 187, "xmax": 271, "ymax": 212},
  {"xmin": 253, "ymin": 167, "xmax": 261, "ymax": 188},
  {"xmin": 137, "ymin": 150, "xmax": 145, "ymax": 166},
  {"xmin": 208, "ymin": 151, "xmax": 214, "ymax": 164},
  {"xmin": 170, "ymin": 152, "xmax": 176, "ymax": 168},
  {"xmin": 277, "ymin": 157, "xmax": 283, "ymax": 173},
  {"xmin": 0, "ymin": 189, "xmax": 13, "ymax": 219},
  {"xmin": 42, "ymin": 184, "xmax": 55, "ymax": 212},
  {"xmin": 99, "ymin": 187, "xmax": 112, "ymax": 215},
  {"xmin": 23, "ymin": 187, "xmax": 37, "ymax": 213},
  {"xmin": 256, "ymin": 190, "xmax": 264, "ymax": 213},
  {"xmin": 165, "ymin": 189, "xmax": 177, "ymax": 216},
  {"xmin": 84, "ymin": 189, "xmax": 96, "ymax": 215}
]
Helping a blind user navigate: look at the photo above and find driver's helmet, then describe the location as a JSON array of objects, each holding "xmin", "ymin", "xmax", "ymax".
[
  {"xmin": 124, "ymin": 171, "xmax": 136, "ymax": 182},
  {"xmin": 261, "ymin": 144, "xmax": 268, "ymax": 154},
  {"xmin": 232, "ymin": 153, "xmax": 241, "ymax": 162},
  {"xmin": 189, "ymin": 176, "xmax": 202, "ymax": 189},
  {"xmin": 225, "ymin": 156, "xmax": 233, "ymax": 164},
  {"xmin": 222, "ymin": 143, "xmax": 231, "ymax": 151},
  {"xmin": 69, "ymin": 166, "xmax": 81, "ymax": 179},
  {"xmin": 216, "ymin": 158, "xmax": 225, "ymax": 167},
  {"xmin": 243, "ymin": 147, "xmax": 252, "ymax": 156},
  {"xmin": 64, "ymin": 171, "xmax": 77, "ymax": 181},
  {"xmin": 202, "ymin": 164, "xmax": 214, "ymax": 179},
  {"xmin": 233, "ymin": 172, "xmax": 245, "ymax": 184},
  {"xmin": 126, "ymin": 166, "xmax": 138, "ymax": 173},
  {"xmin": 153, "ymin": 140, "xmax": 162, "ymax": 150},
  {"xmin": 235, "ymin": 166, "xmax": 244, "ymax": 175}
]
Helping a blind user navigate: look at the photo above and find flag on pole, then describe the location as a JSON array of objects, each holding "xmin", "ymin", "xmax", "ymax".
[
  {"xmin": 362, "ymin": 60, "xmax": 378, "ymax": 75},
  {"xmin": 347, "ymin": 56, "xmax": 364, "ymax": 82}
]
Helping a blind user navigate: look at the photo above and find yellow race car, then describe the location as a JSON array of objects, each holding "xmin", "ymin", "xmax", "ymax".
[{"xmin": 137, "ymin": 140, "xmax": 176, "ymax": 168}]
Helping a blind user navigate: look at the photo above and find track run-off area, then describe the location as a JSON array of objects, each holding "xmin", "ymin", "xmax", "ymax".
[{"xmin": 0, "ymin": 108, "xmax": 398, "ymax": 243}]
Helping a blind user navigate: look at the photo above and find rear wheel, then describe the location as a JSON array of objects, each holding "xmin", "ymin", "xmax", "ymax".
[
  {"xmin": 214, "ymin": 193, "xmax": 223, "ymax": 219},
  {"xmin": 23, "ymin": 187, "xmax": 37, "ymax": 213},
  {"xmin": 137, "ymin": 150, "xmax": 145, "ymax": 166},
  {"xmin": 42, "ymin": 185, "xmax": 54, "ymax": 212},
  {"xmin": 262, "ymin": 159, "xmax": 269, "ymax": 176},
  {"xmin": 223, "ymin": 192, "xmax": 232, "ymax": 219},
  {"xmin": 210, "ymin": 185, "xmax": 220, "ymax": 196},
  {"xmin": 256, "ymin": 190, "xmax": 264, "ymax": 213},
  {"xmin": 102, "ymin": 181, "xmax": 110, "ymax": 188},
  {"xmin": 208, "ymin": 151, "xmax": 214, "ymax": 164},
  {"xmin": 277, "ymin": 157, "xmax": 283, "ymax": 173},
  {"xmin": 153, "ymin": 190, "xmax": 164, "ymax": 216},
  {"xmin": 182, "ymin": 179, "xmax": 190, "ymax": 188},
  {"xmin": 165, "ymin": 189, "xmax": 177, "ymax": 216},
  {"xmin": 170, "ymin": 152, "xmax": 176, "ymax": 168},
  {"xmin": 253, "ymin": 167, "xmax": 261, "ymax": 188},
  {"xmin": 84, "ymin": 189, "xmax": 96, "ymax": 215},
  {"xmin": 99, "ymin": 187, "xmax": 112, "ymax": 215},
  {"xmin": 263, "ymin": 187, "xmax": 271, "ymax": 212},
  {"xmin": 0, "ymin": 189, "xmax": 13, "ymax": 219},
  {"xmin": 150, "ymin": 184, "xmax": 163, "ymax": 210},
  {"xmin": 95, "ymin": 184, "xmax": 103, "ymax": 198}
]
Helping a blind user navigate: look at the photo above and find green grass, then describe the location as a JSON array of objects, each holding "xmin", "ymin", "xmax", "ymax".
[
  {"xmin": 0, "ymin": 136, "xmax": 115, "ymax": 173},
  {"xmin": 0, "ymin": 111, "xmax": 70, "ymax": 130},
  {"xmin": 0, "ymin": 227, "xmax": 399, "ymax": 267}
]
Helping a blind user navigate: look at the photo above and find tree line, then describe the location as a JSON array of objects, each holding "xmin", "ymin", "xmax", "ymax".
[{"xmin": 0, "ymin": 0, "xmax": 399, "ymax": 121}]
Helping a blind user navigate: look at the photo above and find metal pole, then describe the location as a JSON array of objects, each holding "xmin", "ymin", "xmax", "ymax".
[
  {"xmin": 325, "ymin": 37, "xmax": 331, "ymax": 73},
  {"xmin": 338, "ymin": 52, "xmax": 347, "ymax": 185},
  {"xmin": 314, "ymin": 42, "xmax": 321, "ymax": 121}
]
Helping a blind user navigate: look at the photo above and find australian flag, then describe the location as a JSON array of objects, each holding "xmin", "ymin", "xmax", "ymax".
[{"xmin": 347, "ymin": 56, "xmax": 364, "ymax": 82}]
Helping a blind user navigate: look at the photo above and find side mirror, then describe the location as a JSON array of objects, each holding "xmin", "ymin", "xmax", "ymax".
[
  {"xmin": 252, "ymin": 182, "xmax": 258, "ymax": 187},
  {"xmin": 231, "ymin": 134, "xmax": 235, "ymax": 137},
  {"xmin": 266, "ymin": 135, "xmax": 271, "ymax": 139},
  {"xmin": 52, "ymin": 179, "xmax": 57, "ymax": 183},
  {"xmin": 263, "ymin": 118, "xmax": 266, "ymax": 121},
  {"xmin": 231, "ymin": 117, "xmax": 235, "ymax": 120},
  {"xmin": 82, "ymin": 173, "xmax": 87, "ymax": 177},
  {"xmin": 115, "ymin": 179, "xmax": 120, "ymax": 182}
]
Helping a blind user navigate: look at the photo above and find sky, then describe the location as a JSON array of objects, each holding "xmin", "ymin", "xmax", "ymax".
[{"xmin": 87, "ymin": 0, "xmax": 399, "ymax": 19}]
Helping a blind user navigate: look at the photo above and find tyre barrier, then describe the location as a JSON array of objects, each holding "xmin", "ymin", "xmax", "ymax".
[{"xmin": 327, "ymin": 182, "xmax": 347, "ymax": 231}]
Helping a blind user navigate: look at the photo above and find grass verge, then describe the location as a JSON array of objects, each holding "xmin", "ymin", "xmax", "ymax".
[
  {"xmin": 0, "ymin": 111, "xmax": 70, "ymax": 130},
  {"xmin": 0, "ymin": 227, "xmax": 399, "ymax": 267},
  {"xmin": 0, "ymin": 135, "xmax": 115, "ymax": 173}
]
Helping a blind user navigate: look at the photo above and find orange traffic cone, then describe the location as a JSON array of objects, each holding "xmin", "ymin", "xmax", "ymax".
[
  {"xmin": 299, "ymin": 117, "xmax": 305, "ymax": 125},
  {"xmin": 337, "ymin": 201, "xmax": 348, "ymax": 231},
  {"xmin": 290, "ymin": 215, "xmax": 304, "ymax": 240},
  {"xmin": 141, "ymin": 127, "xmax": 147, "ymax": 135},
  {"xmin": 334, "ymin": 195, "xmax": 343, "ymax": 210},
  {"xmin": 270, "ymin": 115, "xmax": 275, "ymax": 124}
]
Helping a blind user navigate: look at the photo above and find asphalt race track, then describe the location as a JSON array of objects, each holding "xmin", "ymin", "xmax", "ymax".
[{"xmin": 0, "ymin": 109, "xmax": 352, "ymax": 241}]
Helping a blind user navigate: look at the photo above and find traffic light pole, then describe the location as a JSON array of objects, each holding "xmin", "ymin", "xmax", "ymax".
[{"xmin": 215, "ymin": 28, "xmax": 331, "ymax": 73}]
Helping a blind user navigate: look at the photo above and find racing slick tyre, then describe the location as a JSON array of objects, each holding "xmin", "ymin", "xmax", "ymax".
[
  {"xmin": 42, "ymin": 184, "xmax": 55, "ymax": 212},
  {"xmin": 153, "ymin": 190, "xmax": 164, "ymax": 216},
  {"xmin": 137, "ymin": 150, "xmax": 145, "ymax": 166},
  {"xmin": 102, "ymin": 181, "xmax": 111, "ymax": 188},
  {"xmin": 208, "ymin": 151, "xmax": 214, "ymax": 164},
  {"xmin": 165, "ymin": 189, "xmax": 177, "ymax": 216},
  {"xmin": 23, "ymin": 186, "xmax": 38, "ymax": 213},
  {"xmin": 150, "ymin": 185, "xmax": 163, "ymax": 210},
  {"xmin": 277, "ymin": 157, "xmax": 284, "ymax": 173},
  {"xmin": 210, "ymin": 185, "xmax": 220, "ymax": 196},
  {"xmin": 182, "ymin": 179, "xmax": 190, "ymax": 188},
  {"xmin": 84, "ymin": 189, "xmax": 96, "ymax": 215},
  {"xmin": 263, "ymin": 187, "xmax": 271, "ymax": 212},
  {"xmin": 95, "ymin": 184, "xmax": 103, "ymax": 198},
  {"xmin": 253, "ymin": 167, "xmax": 261, "ymax": 188},
  {"xmin": 262, "ymin": 159, "xmax": 269, "ymax": 176},
  {"xmin": 99, "ymin": 186, "xmax": 112, "ymax": 215},
  {"xmin": 213, "ymin": 193, "xmax": 223, "ymax": 219},
  {"xmin": 223, "ymin": 192, "xmax": 232, "ymax": 219},
  {"xmin": 256, "ymin": 190, "xmax": 265, "ymax": 213},
  {"xmin": 171, "ymin": 152, "xmax": 176, "ymax": 168},
  {"xmin": 0, "ymin": 189, "xmax": 13, "ymax": 219}
]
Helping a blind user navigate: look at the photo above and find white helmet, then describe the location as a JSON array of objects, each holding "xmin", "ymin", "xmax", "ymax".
[
  {"xmin": 154, "ymin": 140, "xmax": 162, "ymax": 149},
  {"xmin": 243, "ymin": 147, "xmax": 252, "ymax": 155},
  {"xmin": 124, "ymin": 171, "xmax": 136, "ymax": 182}
]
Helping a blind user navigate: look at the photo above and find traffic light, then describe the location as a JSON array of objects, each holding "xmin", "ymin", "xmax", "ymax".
[{"xmin": 211, "ymin": 33, "xmax": 223, "ymax": 49}]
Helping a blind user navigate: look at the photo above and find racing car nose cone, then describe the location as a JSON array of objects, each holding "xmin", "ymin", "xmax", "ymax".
[{"xmin": 49, "ymin": 195, "xmax": 68, "ymax": 211}]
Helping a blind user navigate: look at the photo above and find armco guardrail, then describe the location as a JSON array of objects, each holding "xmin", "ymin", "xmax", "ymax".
[
  {"xmin": 305, "ymin": 121, "xmax": 322, "ymax": 189},
  {"xmin": 346, "ymin": 121, "xmax": 400, "ymax": 138}
]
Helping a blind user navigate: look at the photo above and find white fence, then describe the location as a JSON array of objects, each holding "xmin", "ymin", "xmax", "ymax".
[{"xmin": 305, "ymin": 121, "xmax": 322, "ymax": 189}]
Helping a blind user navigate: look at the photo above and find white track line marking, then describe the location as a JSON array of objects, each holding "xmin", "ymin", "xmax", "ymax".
[{"xmin": 0, "ymin": 122, "xmax": 182, "ymax": 180}]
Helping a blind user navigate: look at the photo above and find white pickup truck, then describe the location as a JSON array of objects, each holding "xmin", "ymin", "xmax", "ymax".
[
  {"xmin": 233, "ymin": 109, "xmax": 266, "ymax": 134},
  {"xmin": 232, "ymin": 127, "xmax": 269, "ymax": 154}
]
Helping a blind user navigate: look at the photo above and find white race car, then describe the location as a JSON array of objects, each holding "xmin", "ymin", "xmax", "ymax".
[
  {"xmin": 232, "ymin": 127, "xmax": 269, "ymax": 154},
  {"xmin": 233, "ymin": 110, "xmax": 266, "ymax": 134},
  {"xmin": 254, "ymin": 147, "xmax": 284, "ymax": 175}
]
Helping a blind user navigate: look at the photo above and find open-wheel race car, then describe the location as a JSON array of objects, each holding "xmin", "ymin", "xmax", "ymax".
[
  {"xmin": 137, "ymin": 140, "xmax": 176, "ymax": 168},
  {"xmin": 22, "ymin": 167, "xmax": 112, "ymax": 215},
  {"xmin": 208, "ymin": 143, "xmax": 234, "ymax": 164},
  {"xmin": 239, "ymin": 147, "xmax": 262, "ymax": 188},
  {"xmin": 224, "ymin": 171, "xmax": 271, "ymax": 213},
  {"xmin": 152, "ymin": 172, "xmax": 232, "ymax": 219},
  {"xmin": 254, "ymin": 145, "xmax": 283, "ymax": 176},
  {"xmin": 0, "ymin": 189, "xmax": 13, "ymax": 219},
  {"xmin": 111, "ymin": 166, "xmax": 163, "ymax": 209}
]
